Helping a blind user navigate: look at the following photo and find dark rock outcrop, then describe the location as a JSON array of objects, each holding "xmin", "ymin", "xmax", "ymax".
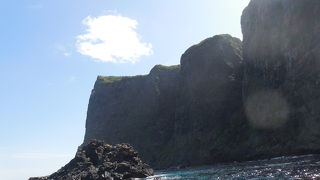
[
  {"xmin": 83, "ymin": 0, "xmax": 320, "ymax": 170},
  {"xmin": 29, "ymin": 140, "xmax": 153, "ymax": 180}
]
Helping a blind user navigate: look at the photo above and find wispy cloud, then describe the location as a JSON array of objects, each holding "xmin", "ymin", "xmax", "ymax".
[
  {"xmin": 76, "ymin": 15, "xmax": 152, "ymax": 63},
  {"xmin": 68, "ymin": 76, "xmax": 76, "ymax": 82},
  {"xmin": 55, "ymin": 44, "xmax": 72, "ymax": 57},
  {"xmin": 9, "ymin": 153, "xmax": 72, "ymax": 159},
  {"xmin": 27, "ymin": 4, "xmax": 43, "ymax": 9},
  {"xmin": 47, "ymin": 82, "xmax": 54, "ymax": 86}
]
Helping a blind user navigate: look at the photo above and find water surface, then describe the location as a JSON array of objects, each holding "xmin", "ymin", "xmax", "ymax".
[{"xmin": 146, "ymin": 155, "xmax": 320, "ymax": 179}]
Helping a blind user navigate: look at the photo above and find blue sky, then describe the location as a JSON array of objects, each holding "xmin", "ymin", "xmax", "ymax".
[{"xmin": 0, "ymin": 0, "xmax": 249, "ymax": 179}]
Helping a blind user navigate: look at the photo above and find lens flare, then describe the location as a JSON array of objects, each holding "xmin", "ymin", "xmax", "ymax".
[{"xmin": 245, "ymin": 90, "xmax": 289, "ymax": 129}]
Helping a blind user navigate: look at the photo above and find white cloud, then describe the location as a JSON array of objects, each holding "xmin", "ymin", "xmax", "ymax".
[{"xmin": 76, "ymin": 15, "xmax": 152, "ymax": 63}]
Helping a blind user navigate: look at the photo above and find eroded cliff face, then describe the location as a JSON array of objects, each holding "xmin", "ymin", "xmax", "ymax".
[
  {"xmin": 167, "ymin": 35, "xmax": 245, "ymax": 167},
  {"xmin": 242, "ymin": 0, "xmax": 320, "ymax": 153},
  {"xmin": 84, "ymin": 35, "xmax": 246, "ymax": 168},
  {"xmin": 84, "ymin": 65, "xmax": 181, "ymax": 167},
  {"xmin": 84, "ymin": 0, "xmax": 320, "ymax": 169}
]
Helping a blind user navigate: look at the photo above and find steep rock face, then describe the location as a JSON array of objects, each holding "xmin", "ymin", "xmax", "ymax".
[
  {"xmin": 165, "ymin": 35, "xmax": 245, "ymax": 167},
  {"xmin": 29, "ymin": 140, "xmax": 153, "ymax": 180},
  {"xmin": 84, "ymin": 64, "xmax": 181, "ymax": 168},
  {"xmin": 242, "ymin": 0, "xmax": 320, "ymax": 152},
  {"xmin": 84, "ymin": 35, "xmax": 245, "ymax": 168},
  {"xmin": 84, "ymin": 65, "xmax": 181, "ymax": 167}
]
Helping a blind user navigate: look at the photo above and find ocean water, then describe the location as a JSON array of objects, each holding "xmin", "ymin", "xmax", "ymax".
[{"xmin": 146, "ymin": 154, "xmax": 320, "ymax": 180}]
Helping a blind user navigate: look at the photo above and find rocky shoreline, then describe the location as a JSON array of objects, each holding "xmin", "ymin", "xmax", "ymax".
[{"xmin": 29, "ymin": 140, "xmax": 153, "ymax": 180}]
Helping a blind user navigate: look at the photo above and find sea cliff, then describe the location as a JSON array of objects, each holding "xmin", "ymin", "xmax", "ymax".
[{"xmin": 84, "ymin": 0, "xmax": 320, "ymax": 169}]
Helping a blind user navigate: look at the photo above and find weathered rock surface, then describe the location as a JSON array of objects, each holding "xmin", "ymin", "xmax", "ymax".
[
  {"xmin": 166, "ymin": 35, "xmax": 245, "ymax": 167},
  {"xmin": 241, "ymin": 0, "xmax": 320, "ymax": 155},
  {"xmin": 84, "ymin": 35, "xmax": 245, "ymax": 168},
  {"xmin": 29, "ymin": 140, "xmax": 153, "ymax": 180},
  {"xmin": 84, "ymin": 64, "xmax": 181, "ymax": 168},
  {"xmin": 83, "ymin": 0, "xmax": 320, "ymax": 170}
]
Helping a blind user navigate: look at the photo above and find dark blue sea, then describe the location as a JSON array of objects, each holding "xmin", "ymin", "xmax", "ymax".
[{"xmin": 146, "ymin": 155, "xmax": 320, "ymax": 180}]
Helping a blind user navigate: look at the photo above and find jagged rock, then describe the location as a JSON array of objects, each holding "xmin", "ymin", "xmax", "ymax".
[{"xmin": 29, "ymin": 140, "xmax": 153, "ymax": 180}]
